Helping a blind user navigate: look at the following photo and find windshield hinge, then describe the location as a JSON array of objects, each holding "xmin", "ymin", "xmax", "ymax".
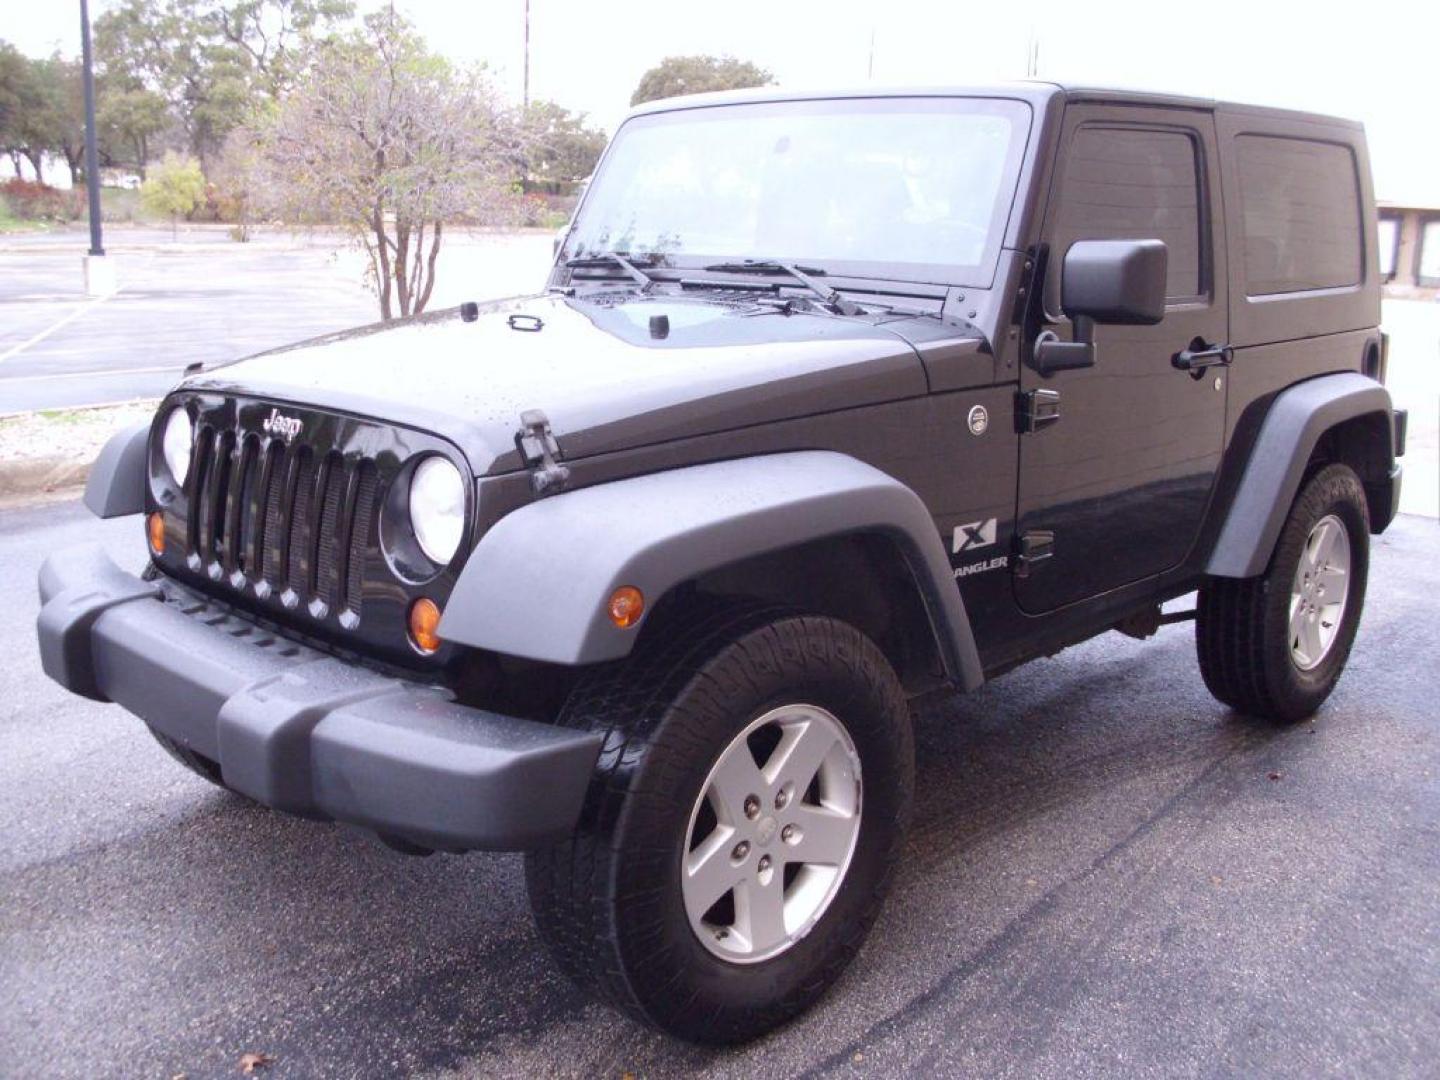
[{"xmin": 516, "ymin": 409, "xmax": 571, "ymax": 496}]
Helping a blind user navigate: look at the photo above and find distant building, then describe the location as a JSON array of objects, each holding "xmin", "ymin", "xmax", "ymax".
[{"xmin": 1378, "ymin": 198, "xmax": 1440, "ymax": 300}]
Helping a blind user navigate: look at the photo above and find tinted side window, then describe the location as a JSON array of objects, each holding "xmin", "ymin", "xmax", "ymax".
[
  {"xmin": 1235, "ymin": 136, "xmax": 1361, "ymax": 295},
  {"xmin": 1052, "ymin": 126, "xmax": 1202, "ymax": 300}
]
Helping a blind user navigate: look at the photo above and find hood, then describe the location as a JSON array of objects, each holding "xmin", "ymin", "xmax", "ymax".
[{"xmin": 183, "ymin": 291, "xmax": 959, "ymax": 474}]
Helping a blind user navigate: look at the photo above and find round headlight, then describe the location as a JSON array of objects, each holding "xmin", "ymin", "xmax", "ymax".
[
  {"xmin": 409, "ymin": 456, "xmax": 466, "ymax": 565},
  {"xmin": 161, "ymin": 408, "xmax": 193, "ymax": 487}
]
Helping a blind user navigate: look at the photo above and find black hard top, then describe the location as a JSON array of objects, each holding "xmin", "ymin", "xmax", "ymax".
[{"xmin": 625, "ymin": 80, "xmax": 1362, "ymax": 130}]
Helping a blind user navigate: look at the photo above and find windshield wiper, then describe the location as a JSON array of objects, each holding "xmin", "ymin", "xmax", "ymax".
[
  {"xmin": 565, "ymin": 251, "xmax": 657, "ymax": 290},
  {"xmin": 701, "ymin": 260, "xmax": 861, "ymax": 315}
]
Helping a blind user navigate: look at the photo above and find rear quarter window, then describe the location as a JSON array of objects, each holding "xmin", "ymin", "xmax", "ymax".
[{"xmin": 1235, "ymin": 135, "xmax": 1362, "ymax": 295}]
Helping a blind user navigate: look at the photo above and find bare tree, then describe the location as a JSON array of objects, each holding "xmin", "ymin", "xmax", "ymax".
[{"xmin": 253, "ymin": 10, "xmax": 517, "ymax": 319}]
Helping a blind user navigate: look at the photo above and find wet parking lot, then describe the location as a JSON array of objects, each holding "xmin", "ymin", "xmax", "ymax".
[{"xmin": 3, "ymin": 501, "xmax": 1437, "ymax": 1078}]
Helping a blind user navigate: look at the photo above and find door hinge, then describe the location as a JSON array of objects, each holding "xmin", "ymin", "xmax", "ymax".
[
  {"xmin": 516, "ymin": 409, "xmax": 571, "ymax": 496},
  {"xmin": 1017, "ymin": 388, "xmax": 1061, "ymax": 433},
  {"xmin": 1013, "ymin": 529, "xmax": 1055, "ymax": 578}
]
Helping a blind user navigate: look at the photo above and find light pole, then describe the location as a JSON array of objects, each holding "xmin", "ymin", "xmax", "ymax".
[{"xmin": 80, "ymin": 0, "xmax": 115, "ymax": 295}]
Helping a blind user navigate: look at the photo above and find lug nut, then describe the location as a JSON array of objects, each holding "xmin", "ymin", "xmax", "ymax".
[
  {"xmin": 774, "ymin": 788, "xmax": 790, "ymax": 810},
  {"xmin": 732, "ymin": 841, "xmax": 750, "ymax": 861},
  {"xmin": 758, "ymin": 855, "xmax": 772, "ymax": 873},
  {"xmin": 781, "ymin": 824, "xmax": 798, "ymax": 843},
  {"xmin": 743, "ymin": 795, "xmax": 761, "ymax": 820}
]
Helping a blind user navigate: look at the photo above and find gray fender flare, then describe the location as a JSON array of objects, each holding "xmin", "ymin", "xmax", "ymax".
[
  {"xmin": 1207, "ymin": 372, "xmax": 1395, "ymax": 579},
  {"xmin": 439, "ymin": 450, "xmax": 984, "ymax": 688},
  {"xmin": 83, "ymin": 422, "xmax": 150, "ymax": 518}
]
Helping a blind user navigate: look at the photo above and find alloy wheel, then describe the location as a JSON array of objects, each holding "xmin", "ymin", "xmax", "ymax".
[{"xmin": 681, "ymin": 704, "xmax": 862, "ymax": 964}]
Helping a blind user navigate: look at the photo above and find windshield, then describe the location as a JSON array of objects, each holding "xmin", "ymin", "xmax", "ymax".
[{"xmin": 563, "ymin": 96, "xmax": 1032, "ymax": 287}]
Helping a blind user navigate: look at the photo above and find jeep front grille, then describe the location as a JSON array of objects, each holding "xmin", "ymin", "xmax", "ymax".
[{"xmin": 187, "ymin": 424, "xmax": 378, "ymax": 622}]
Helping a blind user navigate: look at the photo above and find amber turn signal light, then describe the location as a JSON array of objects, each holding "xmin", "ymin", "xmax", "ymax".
[
  {"xmin": 608, "ymin": 586, "xmax": 644, "ymax": 629},
  {"xmin": 146, "ymin": 512, "xmax": 165, "ymax": 554},
  {"xmin": 408, "ymin": 597, "xmax": 443, "ymax": 654}
]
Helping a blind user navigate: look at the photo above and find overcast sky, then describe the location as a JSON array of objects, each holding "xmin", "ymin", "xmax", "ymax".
[{"xmin": 10, "ymin": 0, "xmax": 1438, "ymax": 202}]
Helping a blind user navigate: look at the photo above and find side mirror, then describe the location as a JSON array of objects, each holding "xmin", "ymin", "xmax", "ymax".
[{"xmin": 1033, "ymin": 239, "xmax": 1168, "ymax": 376}]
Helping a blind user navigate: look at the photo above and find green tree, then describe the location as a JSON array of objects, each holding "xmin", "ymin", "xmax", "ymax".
[
  {"xmin": 0, "ymin": 45, "xmax": 67, "ymax": 183},
  {"xmin": 1, "ymin": 39, "xmax": 162, "ymax": 183},
  {"xmin": 0, "ymin": 42, "xmax": 35, "ymax": 177},
  {"xmin": 96, "ymin": 0, "xmax": 245, "ymax": 169},
  {"xmin": 35, "ymin": 56, "xmax": 89, "ymax": 185},
  {"xmin": 95, "ymin": 0, "xmax": 352, "ymax": 169},
  {"xmin": 209, "ymin": 0, "xmax": 354, "ymax": 100},
  {"xmin": 96, "ymin": 77, "xmax": 169, "ymax": 177},
  {"xmin": 630, "ymin": 55, "xmax": 773, "ymax": 107},
  {"xmin": 141, "ymin": 150, "xmax": 206, "ymax": 236},
  {"xmin": 253, "ymin": 10, "xmax": 519, "ymax": 320},
  {"xmin": 518, "ymin": 101, "xmax": 605, "ymax": 192}
]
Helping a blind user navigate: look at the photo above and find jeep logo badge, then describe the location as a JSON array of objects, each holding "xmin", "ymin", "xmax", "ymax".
[
  {"xmin": 261, "ymin": 408, "xmax": 304, "ymax": 442},
  {"xmin": 967, "ymin": 405, "xmax": 989, "ymax": 436}
]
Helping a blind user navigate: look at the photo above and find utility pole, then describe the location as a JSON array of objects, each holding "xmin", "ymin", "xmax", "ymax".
[
  {"xmin": 520, "ymin": 0, "xmax": 531, "ymax": 195},
  {"xmin": 80, "ymin": 0, "xmax": 115, "ymax": 295},
  {"xmin": 867, "ymin": 27, "xmax": 875, "ymax": 80}
]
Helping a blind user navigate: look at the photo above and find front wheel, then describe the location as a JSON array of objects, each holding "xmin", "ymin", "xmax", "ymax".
[
  {"xmin": 1197, "ymin": 463, "xmax": 1370, "ymax": 722},
  {"xmin": 525, "ymin": 603, "xmax": 913, "ymax": 1043}
]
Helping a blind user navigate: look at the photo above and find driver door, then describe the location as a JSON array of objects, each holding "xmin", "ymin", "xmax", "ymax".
[{"xmin": 1015, "ymin": 105, "xmax": 1229, "ymax": 614}]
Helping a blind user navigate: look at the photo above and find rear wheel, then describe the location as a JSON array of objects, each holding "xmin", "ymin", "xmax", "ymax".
[
  {"xmin": 524, "ymin": 602, "xmax": 913, "ymax": 1043},
  {"xmin": 1197, "ymin": 463, "xmax": 1370, "ymax": 722}
]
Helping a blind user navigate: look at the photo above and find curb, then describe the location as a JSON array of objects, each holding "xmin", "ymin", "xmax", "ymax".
[
  {"xmin": 0, "ymin": 455, "xmax": 90, "ymax": 501},
  {"xmin": 0, "ymin": 399, "xmax": 157, "ymax": 503}
]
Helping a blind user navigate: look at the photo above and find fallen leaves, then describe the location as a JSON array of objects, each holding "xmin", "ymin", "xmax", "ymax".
[{"xmin": 239, "ymin": 1052, "xmax": 274, "ymax": 1074}]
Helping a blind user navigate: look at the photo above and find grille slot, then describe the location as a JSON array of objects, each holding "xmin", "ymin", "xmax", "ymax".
[
  {"xmin": 261, "ymin": 444, "xmax": 288, "ymax": 584},
  {"xmin": 224, "ymin": 435, "xmax": 258, "ymax": 574},
  {"xmin": 285, "ymin": 451, "xmax": 318, "ymax": 593},
  {"xmin": 183, "ymin": 425, "xmax": 380, "ymax": 623},
  {"xmin": 314, "ymin": 454, "xmax": 346, "ymax": 604},
  {"xmin": 344, "ymin": 462, "xmax": 377, "ymax": 614}
]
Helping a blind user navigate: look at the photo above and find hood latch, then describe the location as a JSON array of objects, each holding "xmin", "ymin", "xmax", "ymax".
[{"xmin": 516, "ymin": 409, "xmax": 571, "ymax": 496}]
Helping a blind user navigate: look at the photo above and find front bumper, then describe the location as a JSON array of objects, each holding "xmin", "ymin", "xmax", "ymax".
[{"xmin": 37, "ymin": 544, "xmax": 602, "ymax": 852}]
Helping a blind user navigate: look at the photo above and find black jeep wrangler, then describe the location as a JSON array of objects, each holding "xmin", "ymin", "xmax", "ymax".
[{"xmin": 38, "ymin": 83, "xmax": 1406, "ymax": 1042}]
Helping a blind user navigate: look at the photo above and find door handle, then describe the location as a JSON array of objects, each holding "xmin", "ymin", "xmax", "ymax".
[{"xmin": 1172, "ymin": 338, "xmax": 1233, "ymax": 378}]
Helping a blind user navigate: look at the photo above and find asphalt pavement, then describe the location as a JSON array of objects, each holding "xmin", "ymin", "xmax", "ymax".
[
  {"xmin": 3, "ymin": 501, "xmax": 1438, "ymax": 1078},
  {"xmin": 0, "ymin": 228, "xmax": 555, "ymax": 414}
]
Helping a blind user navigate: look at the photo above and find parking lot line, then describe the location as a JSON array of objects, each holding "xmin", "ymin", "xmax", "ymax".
[
  {"xmin": 0, "ymin": 364, "xmax": 179, "ymax": 384},
  {"xmin": 0, "ymin": 290, "xmax": 121, "ymax": 365}
]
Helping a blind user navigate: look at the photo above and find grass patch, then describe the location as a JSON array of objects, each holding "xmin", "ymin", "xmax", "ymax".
[
  {"xmin": 97, "ymin": 187, "xmax": 166, "ymax": 225},
  {"xmin": 0, "ymin": 199, "xmax": 49, "ymax": 234},
  {"xmin": 0, "ymin": 400, "xmax": 159, "ymax": 463}
]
